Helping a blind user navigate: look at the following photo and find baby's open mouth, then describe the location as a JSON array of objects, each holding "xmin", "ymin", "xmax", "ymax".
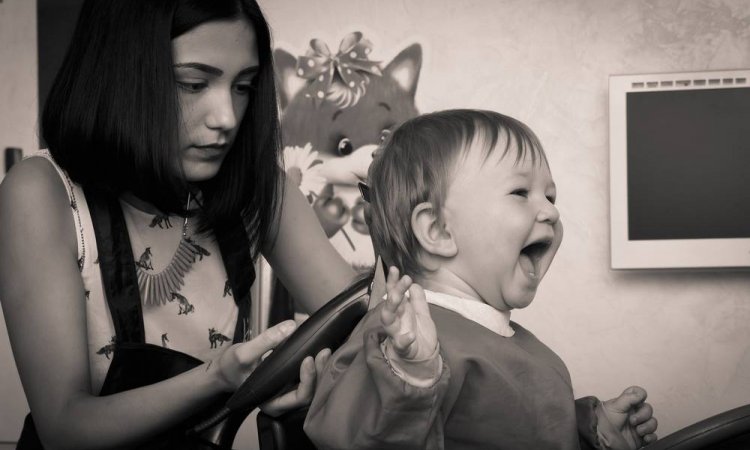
[{"xmin": 519, "ymin": 240, "xmax": 552, "ymax": 279}]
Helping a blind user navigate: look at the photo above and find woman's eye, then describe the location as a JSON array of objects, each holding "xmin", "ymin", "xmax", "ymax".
[
  {"xmin": 379, "ymin": 129, "xmax": 392, "ymax": 143},
  {"xmin": 511, "ymin": 189, "xmax": 529, "ymax": 198},
  {"xmin": 177, "ymin": 81, "xmax": 206, "ymax": 93},
  {"xmin": 234, "ymin": 82, "xmax": 254, "ymax": 95},
  {"xmin": 337, "ymin": 138, "xmax": 353, "ymax": 156}
]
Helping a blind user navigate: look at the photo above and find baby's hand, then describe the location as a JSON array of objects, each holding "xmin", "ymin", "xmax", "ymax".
[
  {"xmin": 379, "ymin": 267, "xmax": 437, "ymax": 361},
  {"xmin": 599, "ymin": 386, "xmax": 658, "ymax": 449}
]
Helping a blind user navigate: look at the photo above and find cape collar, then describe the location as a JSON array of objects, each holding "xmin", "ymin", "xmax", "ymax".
[{"xmin": 423, "ymin": 289, "xmax": 515, "ymax": 337}]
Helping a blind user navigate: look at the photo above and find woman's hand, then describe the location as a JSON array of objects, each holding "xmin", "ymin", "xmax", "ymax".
[
  {"xmin": 211, "ymin": 319, "xmax": 332, "ymax": 416},
  {"xmin": 213, "ymin": 320, "xmax": 298, "ymax": 391},
  {"xmin": 260, "ymin": 348, "xmax": 331, "ymax": 417}
]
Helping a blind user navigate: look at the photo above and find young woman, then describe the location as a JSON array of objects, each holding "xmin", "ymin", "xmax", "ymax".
[{"xmin": 0, "ymin": 1, "xmax": 354, "ymax": 448}]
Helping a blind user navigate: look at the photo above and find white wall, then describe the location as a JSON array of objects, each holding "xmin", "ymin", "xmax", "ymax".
[
  {"xmin": 260, "ymin": 0, "xmax": 750, "ymax": 439},
  {"xmin": 0, "ymin": 0, "xmax": 37, "ymax": 443}
]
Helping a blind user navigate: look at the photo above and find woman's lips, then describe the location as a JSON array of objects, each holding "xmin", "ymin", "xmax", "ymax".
[{"xmin": 192, "ymin": 144, "xmax": 227, "ymax": 160}]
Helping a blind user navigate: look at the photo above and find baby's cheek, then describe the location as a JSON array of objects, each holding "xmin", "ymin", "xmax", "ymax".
[{"xmin": 554, "ymin": 221, "xmax": 564, "ymax": 243}]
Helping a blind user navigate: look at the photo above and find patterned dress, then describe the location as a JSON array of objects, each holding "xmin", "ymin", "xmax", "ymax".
[{"xmin": 35, "ymin": 151, "xmax": 244, "ymax": 394}]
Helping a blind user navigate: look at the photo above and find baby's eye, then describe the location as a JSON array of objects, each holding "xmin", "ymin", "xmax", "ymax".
[
  {"xmin": 511, "ymin": 189, "xmax": 529, "ymax": 198},
  {"xmin": 177, "ymin": 81, "xmax": 206, "ymax": 93},
  {"xmin": 546, "ymin": 195, "xmax": 557, "ymax": 205},
  {"xmin": 337, "ymin": 137, "xmax": 353, "ymax": 156}
]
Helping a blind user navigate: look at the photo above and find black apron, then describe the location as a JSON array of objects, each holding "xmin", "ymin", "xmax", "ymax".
[{"xmin": 18, "ymin": 188, "xmax": 254, "ymax": 449}]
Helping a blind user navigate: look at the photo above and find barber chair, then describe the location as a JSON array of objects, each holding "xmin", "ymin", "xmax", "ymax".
[
  {"xmin": 249, "ymin": 271, "xmax": 750, "ymax": 450},
  {"xmin": 643, "ymin": 404, "xmax": 750, "ymax": 450}
]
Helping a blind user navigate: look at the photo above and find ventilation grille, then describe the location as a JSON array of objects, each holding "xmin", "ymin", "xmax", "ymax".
[{"xmin": 632, "ymin": 77, "xmax": 747, "ymax": 89}]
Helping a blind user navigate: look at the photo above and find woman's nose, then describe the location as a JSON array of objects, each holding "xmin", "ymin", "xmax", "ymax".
[{"xmin": 205, "ymin": 89, "xmax": 238, "ymax": 131}]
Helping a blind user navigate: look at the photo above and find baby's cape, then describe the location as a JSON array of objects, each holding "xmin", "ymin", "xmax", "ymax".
[{"xmin": 305, "ymin": 303, "xmax": 599, "ymax": 450}]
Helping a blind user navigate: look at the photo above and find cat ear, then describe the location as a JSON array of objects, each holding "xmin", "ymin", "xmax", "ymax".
[
  {"xmin": 383, "ymin": 43, "xmax": 422, "ymax": 99},
  {"xmin": 273, "ymin": 48, "xmax": 306, "ymax": 109}
]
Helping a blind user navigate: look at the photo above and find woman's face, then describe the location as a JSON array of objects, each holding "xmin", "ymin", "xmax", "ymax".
[{"xmin": 172, "ymin": 18, "xmax": 259, "ymax": 182}]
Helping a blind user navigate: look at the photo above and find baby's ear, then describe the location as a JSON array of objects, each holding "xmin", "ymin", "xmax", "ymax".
[{"xmin": 411, "ymin": 202, "xmax": 457, "ymax": 261}]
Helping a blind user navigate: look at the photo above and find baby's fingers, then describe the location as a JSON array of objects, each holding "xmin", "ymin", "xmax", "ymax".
[
  {"xmin": 636, "ymin": 417, "xmax": 658, "ymax": 437},
  {"xmin": 385, "ymin": 266, "xmax": 402, "ymax": 292},
  {"xmin": 391, "ymin": 331, "xmax": 416, "ymax": 356},
  {"xmin": 381, "ymin": 270, "xmax": 412, "ymax": 328}
]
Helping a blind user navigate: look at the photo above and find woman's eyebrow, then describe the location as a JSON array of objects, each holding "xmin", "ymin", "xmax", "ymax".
[
  {"xmin": 174, "ymin": 62, "xmax": 223, "ymax": 75},
  {"xmin": 173, "ymin": 63, "xmax": 259, "ymax": 78},
  {"xmin": 237, "ymin": 67, "xmax": 259, "ymax": 77}
]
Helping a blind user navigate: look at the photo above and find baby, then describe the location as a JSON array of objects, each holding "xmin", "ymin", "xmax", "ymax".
[{"xmin": 304, "ymin": 109, "xmax": 658, "ymax": 449}]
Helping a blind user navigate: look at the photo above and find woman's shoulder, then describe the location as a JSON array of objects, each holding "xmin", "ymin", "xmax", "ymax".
[
  {"xmin": 0, "ymin": 155, "xmax": 77, "ymax": 246},
  {"xmin": 1, "ymin": 154, "xmax": 68, "ymax": 204}
]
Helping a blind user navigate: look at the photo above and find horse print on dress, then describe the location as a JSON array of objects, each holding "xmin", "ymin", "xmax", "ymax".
[
  {"xmin": 223, "ymin": 279, "xmax": 232, "ymax": 297},
  {"xmin": 149, "ymin": 214, "xmax": 173, "ymax": 229},
  {"xmin": 135, "ymin": 247, "xmax": 154, "ymax": 270},
  {"xmin": 96, "ymin": 336, "xmax": 116, "ymax": 359},
  {"xmin": 170, "ymin": 292, "xmax": 195, "ymax": 315},
  {"xmin": 209, "ymin": 328, "xmax": 231, "ymax": 348},
  {"xmin": 161, "ymin": 333, "xmax": 169, "ymax": 348}
]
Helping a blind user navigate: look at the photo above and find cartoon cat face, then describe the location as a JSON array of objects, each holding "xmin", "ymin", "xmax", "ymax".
[
  {"xmin": 275, "ymin": 39, "xmax": 422, "ymax": 268},
  {"xmin": 276, "ymin": 43, "xmax": 422, "ymax": 184}
]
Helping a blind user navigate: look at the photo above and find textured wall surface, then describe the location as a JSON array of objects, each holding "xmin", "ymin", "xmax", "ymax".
[
  {"xmin": 1, "ymin": 0, "xmax": 749, "ymax": 447},
  {"xmin": 0, "ymin": 0, "xmax": 37, "ymax": 442},
  {"xmin": 260, "ymin": 0, "xmax": 750, "ymax": 441}
]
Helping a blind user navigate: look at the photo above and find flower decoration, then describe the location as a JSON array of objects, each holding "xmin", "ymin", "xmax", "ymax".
[
  {"xmin": 296, "ymin": 31, "xmax": 382, "ymax": 107},
  {"xmin": 282, "ymin": 143, "xmax": 327, "ymax": 200}
]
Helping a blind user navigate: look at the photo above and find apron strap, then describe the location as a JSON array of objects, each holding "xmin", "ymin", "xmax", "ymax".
[
  {"xmin": 84, "ymin": 187, "xmax": 146, "ymax": 344},
  {"xmin": 216, "ymin": 219, "xmax": 255, "ymax": 344}
]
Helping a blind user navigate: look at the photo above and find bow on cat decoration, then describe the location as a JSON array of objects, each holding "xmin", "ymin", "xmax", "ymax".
[{"xmin": 296, "ymin": 31, "xmax": 382, "ymax": 106}]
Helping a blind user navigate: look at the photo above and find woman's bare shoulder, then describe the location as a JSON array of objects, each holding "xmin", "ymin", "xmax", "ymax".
[{"xmin": 0, "ymin": 156, "xmax": 77, "ymax": 250}]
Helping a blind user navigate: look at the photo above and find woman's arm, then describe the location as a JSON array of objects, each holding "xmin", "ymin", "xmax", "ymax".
[
  {"xmin": 0, "ymin": 158, "xmax": 295, "ymax": 450},
  {"xmin": 263, "ymin": 176, "xmax": 357, "ymax": 314}
]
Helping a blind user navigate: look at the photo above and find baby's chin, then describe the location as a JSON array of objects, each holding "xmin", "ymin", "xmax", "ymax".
[{"xmin": 491, "ymin": 288, "xmax": 538, "ymax": 311}]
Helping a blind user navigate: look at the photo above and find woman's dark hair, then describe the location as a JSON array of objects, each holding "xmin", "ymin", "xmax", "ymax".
[{"xmin": 43, "ymin": 0, "xmax": 282, "ymax": 257}]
